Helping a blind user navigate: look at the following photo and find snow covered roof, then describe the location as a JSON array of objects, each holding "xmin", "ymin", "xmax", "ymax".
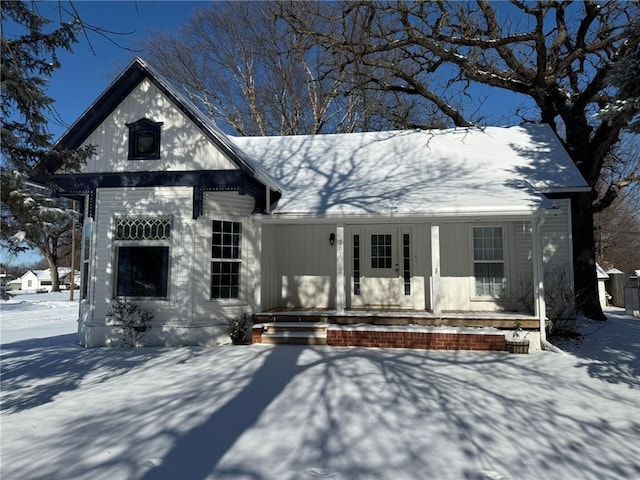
[
  {"xmin": 20, "ymin": 268, "xmax": 75, "ymax": 282},
  {"xmin": 596, "ymin": 263, "xmax": 609, "ymax": 280},
  {"xmin": 231, "ymin": 124, "xmax": 588, "ymax": 217}
]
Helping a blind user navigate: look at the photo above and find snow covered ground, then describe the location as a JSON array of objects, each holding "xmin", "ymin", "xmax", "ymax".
[{"xmin": 1, "ymin": 294, "xmax": 638, "ymax": 480}]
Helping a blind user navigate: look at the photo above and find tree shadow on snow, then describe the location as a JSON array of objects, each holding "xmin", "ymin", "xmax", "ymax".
[
  {"xmin": 2, "ymin": 341, "xmax": 639, "ymax": 480},
  {"xmin": 554, "ymin": 312, "xmax": 640, "ymax": 388},
  {"xmin": 0, "ymin": 334, "xmax": 161, "ymax": 414}
]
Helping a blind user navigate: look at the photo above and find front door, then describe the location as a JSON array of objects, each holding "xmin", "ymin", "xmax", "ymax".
[{"xmin": 351, "ymin": 226, "xmax": 411, "ymax": 308}]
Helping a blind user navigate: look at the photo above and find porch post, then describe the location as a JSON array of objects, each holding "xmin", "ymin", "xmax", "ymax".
[
  {"xmin": 253, "ymin": 218, "xmax": 262, "ymax": 312},
  {"xmin": 431, "ymin": 224, "xmax": 441, "ymax": 316},
  {"xmin": 533, "ymin": 215, "xmax": 547, "ymax": 343},
  {"xmin": 336, "ymin": 224, "xmax": 346, "ymax": 314}
]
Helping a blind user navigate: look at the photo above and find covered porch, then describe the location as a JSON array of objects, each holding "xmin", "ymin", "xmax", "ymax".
[{"xmin": 253, "ymin": 214, "xmax": 549, "ymax": 352}]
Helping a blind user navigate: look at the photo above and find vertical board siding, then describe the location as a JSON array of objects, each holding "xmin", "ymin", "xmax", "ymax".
[
  {"xmin": 194, "ymin": 192, "xmax": 257, "ymax": 322},
  {"xmin": 511, "ymin": 221, "xmax": 534, "ymax": 313},
  {"xmin": 261, "ymin": 224, "xmax": 337, "ymax": 309},
  {"xmin": 75, "ymin": 79, "xmax": 237, "ymax": 173},
  {"xmin": 92, "ymin": 186, "xmax": 193, "ymax": 325},
  {"xmin": 542, "ymin": 199, "xmax": 571, "ymax": 268},
  {"xmin": 541, "ymin": 198, "xmax": 575, "ymax": 317},
  {"xmin": 439, "ymin": 221, "xmax": 532, "ymax": 313},
  {"xmin": 439, "ymin": 223, "xmax": 471, "ymax": 310}
]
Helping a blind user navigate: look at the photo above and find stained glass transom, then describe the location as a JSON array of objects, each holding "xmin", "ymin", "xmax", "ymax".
[{"xmin": 115, "ymin": 218, "xmax": 171, "ymax": 241}]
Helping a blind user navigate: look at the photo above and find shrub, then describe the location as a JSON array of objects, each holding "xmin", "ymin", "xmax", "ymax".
[
  {"xmin": 106, "ymin": 299, "xmax": 153, "ymax": 347},
  {"xmin": 227, "ymin": 313, "xmax": 252, "ymax": 345}
]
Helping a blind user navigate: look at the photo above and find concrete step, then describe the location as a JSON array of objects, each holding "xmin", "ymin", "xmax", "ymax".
[
  {"xmin": 264, "ymin": 322, "xmax": 328, "ymax": 334},
  {"xmin": 261, "ymin": 331, "xmax": 327, "ymax": 345}
]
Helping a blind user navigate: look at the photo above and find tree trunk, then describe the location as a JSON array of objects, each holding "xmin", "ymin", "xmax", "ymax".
[
  {"xmin": 42, "ymin": 251, "xmax": 61, "ymax": 292},
  {"xmin": 571, "ymin": 192, "xmax": 607, "ymax": 320}
]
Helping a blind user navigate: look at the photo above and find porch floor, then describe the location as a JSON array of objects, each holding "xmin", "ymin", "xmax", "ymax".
[{"xmin": 254, "ymin": 308, "xmax": 539, "ymax": 329}]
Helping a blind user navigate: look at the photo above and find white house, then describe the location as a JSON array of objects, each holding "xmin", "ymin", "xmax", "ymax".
[
  {"xmin": 596, "ymin": 263, "xmax": 610, "ymax": 308},
  {"xmin": 10, "ymin": 268, "xmax": 78, "ymax": 292},
  {"xmin": 43, "ymin": 58, "xmax": 589, "ymax": 350}
]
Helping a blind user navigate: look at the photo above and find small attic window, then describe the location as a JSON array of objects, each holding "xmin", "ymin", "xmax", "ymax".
[{"xmin": 126, "ymin": 118, "xmax": 163, "ymax": 160}]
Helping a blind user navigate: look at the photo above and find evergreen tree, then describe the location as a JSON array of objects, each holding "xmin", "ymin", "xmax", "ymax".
[{"xmin": 1, "ymin": 1, "xmax": 94, "ymax": 291}]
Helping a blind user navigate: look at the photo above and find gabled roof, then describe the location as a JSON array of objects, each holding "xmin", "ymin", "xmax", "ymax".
[
  {"xmin": 51, "ymin": 57, "xmax": 282, "ymax": 193},
  {"xmin": 20, "ymin": 268, "xmax": 74, "ymax": 281},
  {"xmin": 231, "ymin": 124, "xmax": 589, "ymax": 217}
]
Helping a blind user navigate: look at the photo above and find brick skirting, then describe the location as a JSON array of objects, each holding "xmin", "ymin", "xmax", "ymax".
[
  {"xmin": 326, "ymin": 329, "xmax": 506, "ymax": 351},
  {"xmin": 252, "ymin": 325, "xmax": 263, "ymax": 344}
]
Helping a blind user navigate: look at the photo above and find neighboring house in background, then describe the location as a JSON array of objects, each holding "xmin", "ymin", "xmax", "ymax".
[
  {"xmin": 60, "ymin": 269, "xmax": 81, "ymax": 290},
  {"xmin": 596, "ymin": 263, "xmax": 610, "ymax": 309},
  {"xmin": 41, "ymin": 58, "xmax": 589, "ymax": 351},
  {"xmin": 9, "ymin": 268, "xmax": 78, "ymax": 292}
]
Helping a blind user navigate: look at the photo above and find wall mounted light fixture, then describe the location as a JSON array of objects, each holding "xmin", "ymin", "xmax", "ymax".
[{"xmin": 329, "ymin": 233, "xmax": 335, "ymax": 247}]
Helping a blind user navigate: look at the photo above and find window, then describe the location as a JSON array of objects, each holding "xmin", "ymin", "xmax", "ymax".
[
  {"xmin": 81, "ymin": 221, "xmax": 92, "ymax": 300},
  {"xmin": 353, "ymin": 234, "xmax": 361, "ymax": 295},
  {"xmin": 371, "ymin": 234, "xmax": 392, "ymax": 269},
  {"xmin": 473, "ymin": 226, "xmax": 505, "ymax": 297},
  {"xmin": 114, "ymin": 217, "xmax": 171, "ymax": 298},
  {"xmin": 125, "ymin": 118, "xmax": 163, "ymax": 160},
  {"xmin": 403, "ymin": 233, "xmax": 411, "ymax": 295},
  {"xmin": 116, "ymin": 246, "xmax": 169, "ymax": 297},
  {"xmin": 211, "ymin": 220, "xmax": 242, "ymax": 299}
]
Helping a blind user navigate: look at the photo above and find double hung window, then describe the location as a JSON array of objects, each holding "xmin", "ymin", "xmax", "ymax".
[
  {"xmin": 473, "ymin": 226, "xmax": 505, "ymax": 297},
  {"xmin": 211, "ymin": 220, "xmax": 242, "ymax": 299}
]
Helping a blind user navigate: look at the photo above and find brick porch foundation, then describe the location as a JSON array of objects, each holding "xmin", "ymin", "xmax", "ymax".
[{"xmin": 326, "ymin": 328, "xmax": 506, "ymax": 351}]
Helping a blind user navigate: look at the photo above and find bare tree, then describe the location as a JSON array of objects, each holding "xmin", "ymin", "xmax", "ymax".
[
  {"xmin": 596, "ymin": 138, "xmax": 640, "ymax": 272},
  {"xmin": 142, "ymin": 1, "xmax": 443, "ymax": 135},
  {"xmin": 282, "ymin": 0, "xmax": 640, "ymax": 319}
]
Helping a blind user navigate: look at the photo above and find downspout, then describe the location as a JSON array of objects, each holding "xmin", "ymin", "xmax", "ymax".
[{"xmin": 535, "ymin": 212, "xmax": 565, "ymax": 353}]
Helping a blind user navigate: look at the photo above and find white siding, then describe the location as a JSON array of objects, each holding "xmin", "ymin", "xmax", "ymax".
[
  {"xmin": 439, "ymin": 221, "xmax": 532, "ymax": 313},
  {"xmin": 439, "ymin": 223, "xmax": 472, "ymax": 311},
  {"xmin": 541, "ymin": 198, "xmax": 575, "ymax": 317},
  {"xmin": 261, "ymin": 224, "xmax": 337, "ymax": 310},
  {"xmin": 91, "ymin": 186, "xmax": 193, "ymax": 331},
  {"xmin": 542, "ymin": 199, "xmax": 571, "ymax": 268},
  {"xmin": 193, "ymin": 191, "xmax": 257, "ymax": 322},
  {"xmin": 261, "ymin": 222, "xmax": 431, "ymax": 311},
  {"xmin": 72, "ymin": 79, "xmax": 237, "ymax": 173},
  {"xmin": 510, "ymin": 221, "xmax": 535, "ymax": 313}
]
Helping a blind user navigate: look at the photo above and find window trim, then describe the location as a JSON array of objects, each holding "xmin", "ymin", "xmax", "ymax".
[
  {"xmin": 81, "ymin": 220, "xmax": 92, "ymax": 300},
  {"xmin": 208, "ymin": 217, "xmax": 247, "ymax": 303},
  {"xmin": 112, "ymin": 216, "xmax": 172, "ymax": 301},
  {"xmin": 125, "ymin": 118, "xmax": 163, "ymax": 160},
  {"xmin": 470, "ymin": 224, "xmax": 507, "ymax": 299}
]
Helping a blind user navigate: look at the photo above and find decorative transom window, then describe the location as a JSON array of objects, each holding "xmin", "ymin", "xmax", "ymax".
[
  {"xmin": 125, "ymin": 118, "xmax": 163, "ymax": 160},
  {"xmin": 115, "ymin": 218, "xmax": 171, "ymax": 240},
  {"xmin": 114, "ymin": 217, "xmax": 171, "ymax": 298},
  {"xmin": 473, "ymin": 226, "xmax": 505, "ymax": 297},
  {"xmin": 371, "ymin": 234, "xmax": 392, "ymax": 269},
  {"xmin": 211, "ymin": 220, "xmax": 242, "ymax": 299}
]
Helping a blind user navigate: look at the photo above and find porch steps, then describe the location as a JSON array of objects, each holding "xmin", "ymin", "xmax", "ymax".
[{"xmin": 259, "ymin": 322, "xmax": 328, "ymax": 345}]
